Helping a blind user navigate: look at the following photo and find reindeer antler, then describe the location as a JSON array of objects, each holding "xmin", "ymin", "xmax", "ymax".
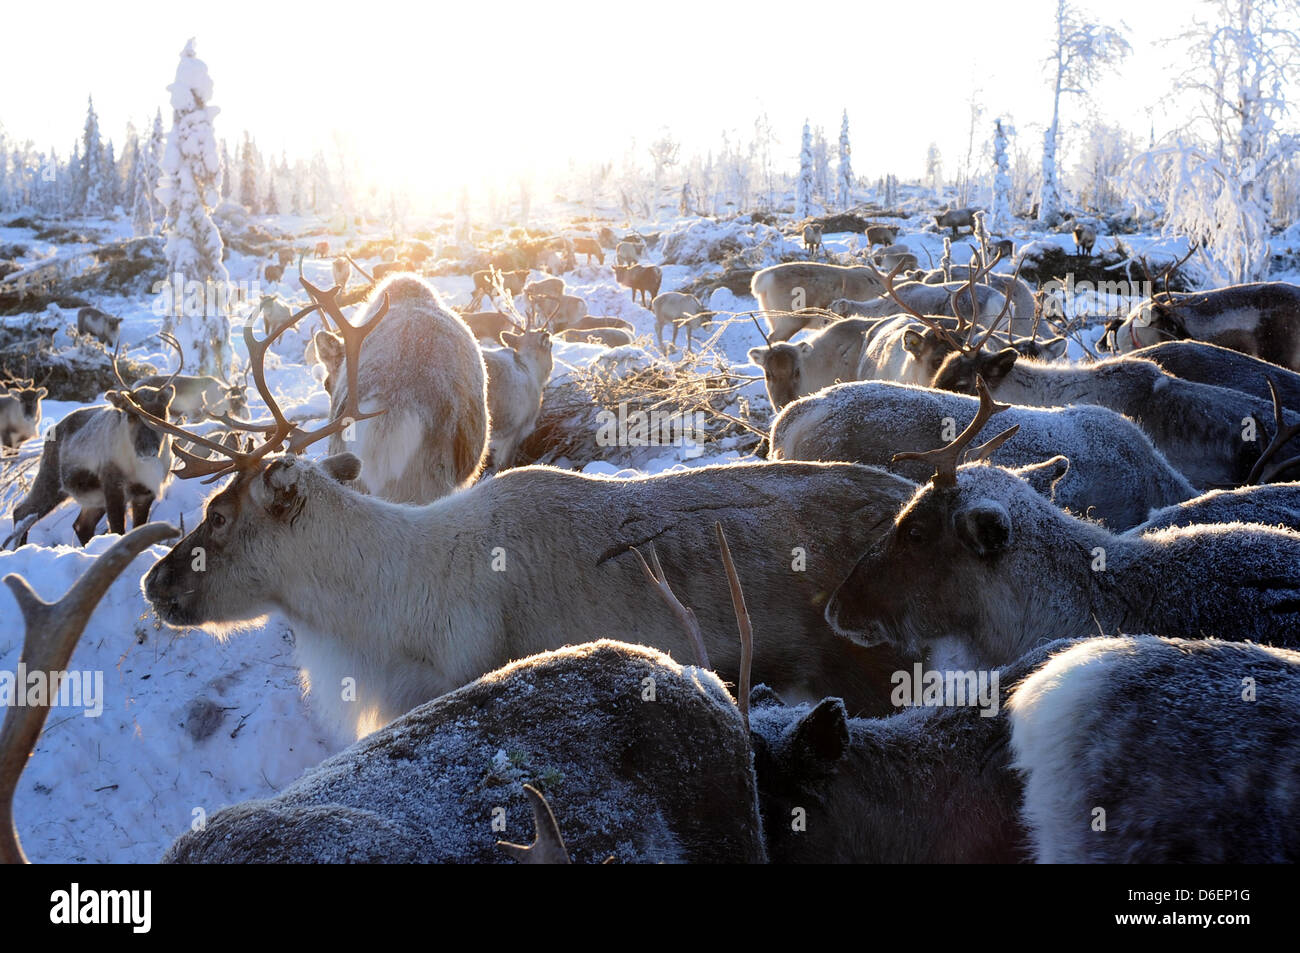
[
  {"xmin": 892, "ymin": 376, "xmax": 1015, "ymax": 487},
  {"xmin": 1, "ymin": 521, "xmax": 179, "ymax": 863},
  {"xmin": 116, "ymin": 278, "xmax": 388, "ymax": 482},
  {"xmin": 496, "ymin": 784, "xmax": 571, "ymax": 865},
  {"xmin": 1246, "ymin": 377, "xmax": 1300, "ymax": 485}
]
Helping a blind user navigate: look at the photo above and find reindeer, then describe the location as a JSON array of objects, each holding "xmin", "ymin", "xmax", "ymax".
[
  {"xmin": 564, "ymin": 315, "xmax": 634, "ymax": 334},
  {"xmin": 253, "ymin": 294, "xmax": 294, "ymax": 337},
  {"xmin": 824, "ymin": 379, "xmax": 1300, "ymax": 668},
  {"xmin": 873, "ymin": 243, "xmax": 917, "ymax": 272},
  {"xmin": 460, "ymin": 311, "xmax": 518, "ymax": 343},
  {"xmin": 76, "ymin": 307, "xmax": 123, "ymax": 347},
  {"xmin": 748, "ymin": 318, "xmax": 888, "ymax": 410},
  {"xmin": 572, "ymin": 236, "xmax": 605, "ymax": 265},
  {"xmin": 616, "ymin": 240, "xmax": 643, "ymax": 266},
  {"xmin": 0, "ymin": 534, "xmax": 766, "ymax": 861},
  {"xmin": 928, "ymin": 343, "xmax": 1300, "ymax": 488},
  {"xmin": 371, "ymin": 260, "xmax": 413, "ymax": 280},
  {"xmin": 555, "ymin": 327, "xmax": 634, "ymax": 348},
  {"xmin": 123, "ymin": 277, "xmax": 917, "ymax": 739},
  {"xmin": 1121, "ymin": 281, "xmax": 1300, "ymax": 371},
  {"xmin": 613, "ymin": 264, "xmax": 662, "ymax": 307},
  {"xmin": 134, "ymin": 373, "xmax": 246, "ymax": 421},
  {"xmin": 1129, "ymin": 340, "xmax": 1300, "ymax": 407},
  {"xmin": 276, "ymin": 247, "xmax": 296, "ymax": 268},
  {"xmin": 1071, "ymin": 222, "xmax": 1097, "ymax": 257},
  {"xmin": 5, "ymin": 338, "xmax": 180, "ymax": 547},
  {"xmin": 863, "ymin": 224, "xmax": 900, "ymax": 248},
  {"xmin": 769, "ymin": 379, "xmax": 1196, "ymax": 530},
  {"xmin": 308, "ymin": 275, "xmax": 488, "ymax": 503},
  {"xmin": 0, "ymin": 378, "xmax": 46, "ymax": 449},
  {"xmin": 759, "ymin": 633, "xmax": 1300, "ymax": 863},
  {"xmin": 314, "ymin": 240, "xmax": 330, "ymax": 258},
  {"xmin": 751, "ymin": 262, "xmax": 888, "ymax": 342},
  {"xmin": 264, "ymin": 262, "xmax": 285, "ymax": 284},
  {"xmin": 934, "ymin": 207, "xmax": 978, "ymax": 237},
  {"xmin": 919, "ymin": 265, "xmax": 1037, "ymax": 333},
  {"xmin": 472, "ymin": 268, "xmax": 529, "ymax": 305},
  {"xmin": 650, "ymin": 291, "xmax": 712, "ymax": 352},
  {"xmin": 482, "ymin": 320, "xmax": 553, "ymax": 471},
  {"xmin": 802, "ymin": 224, "xmax": 824, "ymax": 256},
  {"xmin": 331, "ymin": 257, "xmax": 350, "ymax": 291}
]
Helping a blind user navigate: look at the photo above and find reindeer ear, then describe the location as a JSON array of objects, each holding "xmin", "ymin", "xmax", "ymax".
[
  {"xmin": 902, "ymin": 329, "xmax": 925, "ymax": 358},
  {"xmin": 501, "ymin": 332, "xmax": 522, "ymax": 349},
  {"xmin": 983, "ymin": 348, "xmax": 1020, "ymax": 387},
  {"xmin": 1010, "ymin": 455, "xmax": 1070, "ymax": 500},
  {"xmin": 313, "ymin": 330, "xmax": 344, "ymax": 369},
  {"xmin": 1042, "ymin": 336, "xmax": 1069, "ymax": 360},
  {"xmin": 954, "ymin": 499, "xmax": 1012, "ymax": 556},
  {"xmin": 790, "ymin": 697, "xmax": 850, "ymax": 765},
  {"xmin": 747, "ymin": 347, "xmax": 768, "ymax": 367},
  {"xmin": 255, "ymin": 459, "xmax": 304, "ymax": 521},
  {"xmin": 320, "ymin": 452, "xmax": 362, "ymax": 483}
]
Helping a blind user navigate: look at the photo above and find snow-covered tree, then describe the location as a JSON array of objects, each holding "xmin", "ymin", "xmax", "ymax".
[
  {"xmin": 795, "ymin": 121, "xmax": 814, "ymax": 219},
  {"xmin": 239, "ymin": 133, "xmax": 260, "ymax": 214},
  {"xmin": 811, "ymin": 126, "xmax": 831, "ymax": 203},
  {"xmin": 157, "ymin": 38, "xmax": 231, "ymax": 377},
  {"xmin": 1128, "ymin": 0, "xmax": 1299, "ymax": 283},
  {"xmin": 925, "ymin": 143, "xmax": 944, "ymax": 198},
  {"xmin": 836, "ymin": 109, "xmax": 854, "ymax": 210},
  {"xmin": 1072, "ymin": 120, "xmax": 1134, "ymax": 213},
  {"xmin": 648, "ymin": 130, "xmax": 680, "ymax": 221},
  {"xmin": 144, "ymin": 110, "xmax": 165, "ymax": 219},
  {"xmin": 990, "ymin": 120, "xmax": 1014, "ymax": 231},
  {"xmin": 80, "ymin": 96, "xmax": 105, "ymax": 216},
  {"xmin": 102, "ymin": 140, "xmax": 118, "ymax": 210},
  {"xmin": 1039, "ymin": 0, "xmax": 1130, "ymax": 225},
  {"xmin": 131, "ymin": 150, "xmax": 155, "ymax": 236}
]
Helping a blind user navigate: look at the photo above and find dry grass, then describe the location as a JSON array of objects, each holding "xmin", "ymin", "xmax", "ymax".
[{"xmin": 518, "ymin": 318, "xmax": 767, "ymax": 469}]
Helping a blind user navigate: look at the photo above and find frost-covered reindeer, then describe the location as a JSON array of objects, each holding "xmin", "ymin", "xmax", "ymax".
[
  {"xmin": 929, "ymin": 343, "xmax": 1300, "ymax": 488},
  {"xmin": 253, "ymin": 294, "xmax": 295, "ymax": 337},
  {"xmin": 1130, "ymin": 340, "xmax": 1300, "ymax": 407},
  {"xmin": 123, "ymin": 282, "xmax": 917, "ymax": 740},
  {"xmin": 6, "ymin": 340, "xmax": 180, "ymax": 547},
  {"xmin": 751, "ymin": 262, "xmax": 887, "ymax": 341},
  {"xmin": 572, "ymin": 236, "xmax": 605, "ymax": 265},
  {"xmin": 770, "ymin": 379, "xmax": 1196, "ymax": 530},
  {"xmin": 757, "ymin": 635, "xmax": 1300, "ymax": 863},
  {"xmin": 482, "ymin": 320, "xmax": 553, "ymax": 471},
  {"xmin": 0, "ymin": 537, "xmax": 766, "ymax": 862},
  {"xmin": 76, "ymin": 307, "xmax": 123, "ymax": 347},
  {"xmin": 613, "ymin": 264, "xmax": 662, "ymax": 307},
  {"xmin": 309, "ymin": 275, "xmax": 488, "ymax": 502},
  {"xmin": 0, "ymin": 378, "xmax": 46, "ymax": 449},
  {"xmin": 825, "ymin": 380, "xmax": 1300, "ymax": 668},
  {"xmin": 934, "ymin": 207, "xmax": 977, "ymax": 237}
]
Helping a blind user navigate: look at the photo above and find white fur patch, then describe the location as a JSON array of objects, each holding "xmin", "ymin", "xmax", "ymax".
[{"xmin": 1006, "ymin": 637, "xmax": 1135, "ymax": 862}]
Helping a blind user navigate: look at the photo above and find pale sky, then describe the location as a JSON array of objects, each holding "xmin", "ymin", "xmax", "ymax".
[{"xmin": 1, "ymin": 0, "xmax": 1295, "ymax": 208}]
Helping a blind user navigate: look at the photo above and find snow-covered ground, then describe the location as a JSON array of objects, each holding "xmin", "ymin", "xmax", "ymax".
[{"xmin": 3, "ymin": 202, "xmax": 1299, "ymax": 861}]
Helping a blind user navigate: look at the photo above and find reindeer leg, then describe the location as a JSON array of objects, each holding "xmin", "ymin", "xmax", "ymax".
[
  {"xmin": 102, "ymin": 469, "xmax": 127, "ymax": 536},
  {"xmin": 73, "ymin": 507, "xmax": 105, "ymax": 545},
  {"xmin": 129, "ymin": 487, "xmax": 155, "ymax": 529}
]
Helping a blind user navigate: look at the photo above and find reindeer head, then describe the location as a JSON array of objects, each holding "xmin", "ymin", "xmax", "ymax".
[
  {"xmin": 825, "ymin": 379, "xmax": 1066, "ymax": 667},
  {"xmin": 119, "ymin": 279, "xmax": 388, "ymax": 633},
  {"xmin": 142, "ymin": 453, "xmax": 362, "ymax": 630},
  {"xmin": 749, "ymin": 342, "xmax": 811, "ymax": 410}
]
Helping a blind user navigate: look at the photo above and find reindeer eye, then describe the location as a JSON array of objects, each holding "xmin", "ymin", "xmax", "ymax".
[{"xmin": 210, "ymin": 512, "xmax": 226, "ymax": 529}]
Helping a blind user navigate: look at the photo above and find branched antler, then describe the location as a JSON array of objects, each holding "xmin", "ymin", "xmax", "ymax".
[{"xmin": 892, "ymin": 375, "xmax": 1015, "ymax": 487}]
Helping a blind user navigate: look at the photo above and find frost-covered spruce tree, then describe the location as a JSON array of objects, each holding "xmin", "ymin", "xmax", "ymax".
[
  {"xmin": 990, "ymin": 119, "xmax": 1014, "ymax": 231},
  {"xmin": 1128, "ymin": 0, "xmax": 1299, "ymax": 284},
  {"xmin": 1039, "ymin": 0, "xmax": 1130, "ymax": 226},
  {"xmin": 81, "ymin": 96, "xmax": 104, "ymax": 217},
  {"xmin": 144, "ymin": 110, "xmax": 165, "ymax": 219},
  {"xmin": 131, "ymin": 152, "xmax": 155, "ymax": 236},
  {"xmin": 239, "ymin": 133, "xmax": 260, "ymax": 214},
  {"xmin": 812, "ymin": 127, "xmax": 830, "ymax": 202},
  {"xmin": 836, "ymin": 109, "xmax": 853, "ymax": 209},
  {"xmin": 795, "ymin": 121, "xmax": 814, "ymax": 218},
  {"xmin": 926, "ymin": 143, "xmax": 943, "ymax": 199},
  {"xmin": 156, "ymin": 38, "xmax": 231, "ymax": 377}
]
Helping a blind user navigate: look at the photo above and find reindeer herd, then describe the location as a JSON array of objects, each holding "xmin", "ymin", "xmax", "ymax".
[{"xmin": 2, "ymin": 210, "xmax": 1300, "ymax": 864}]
